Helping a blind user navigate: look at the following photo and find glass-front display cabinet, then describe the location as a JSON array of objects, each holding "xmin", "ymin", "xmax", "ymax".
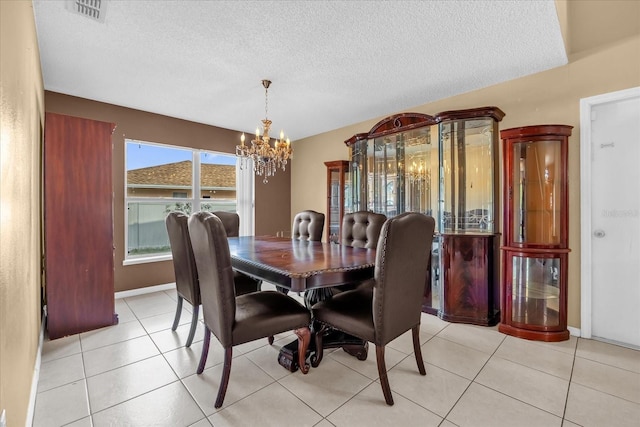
[
  {"xmin": 436, "ymin": 107, "xmax": 504, "ymax": 326},
  {"xmin": 499, "ymin": 125, "xmax": 572, "ymax": 341},
  {"xmin": 325, "ymin": 160, "xmax": 350, "ymax": 243},
  {"xmin": 345, "ymin": 107, "xmax": 505, "ymax": 324}
]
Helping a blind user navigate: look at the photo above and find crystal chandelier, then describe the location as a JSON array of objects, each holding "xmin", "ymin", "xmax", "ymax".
[
  {"xmin": 406, "ymin": 160, "xmax": 429, "ymax": 186},
  {"xmin": 236, "ymin": 79, "xmax": 293, "ymax": 183}
]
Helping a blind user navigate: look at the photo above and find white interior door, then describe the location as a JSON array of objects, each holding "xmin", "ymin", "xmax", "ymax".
[{"xmin": 580, "ymin": 87, "xmax": 640, "ymax": 349}]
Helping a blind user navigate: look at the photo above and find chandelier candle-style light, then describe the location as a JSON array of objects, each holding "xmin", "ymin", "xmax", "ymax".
[{"xmin": 236, "ymin": 79, "xmax": 293, "ymax": 183}]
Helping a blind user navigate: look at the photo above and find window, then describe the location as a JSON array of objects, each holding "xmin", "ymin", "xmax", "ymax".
[{"xmin": 124, "ymin": 140, "xmax": 253, "ymax": 263}]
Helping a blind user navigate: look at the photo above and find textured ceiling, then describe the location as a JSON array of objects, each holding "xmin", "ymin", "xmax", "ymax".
[{"xmin": 32, "ymin": 0, "xmax": 567, "ymax": 141}]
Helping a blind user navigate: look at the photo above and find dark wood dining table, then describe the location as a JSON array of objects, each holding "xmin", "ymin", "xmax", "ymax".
[{"xmin": 227, "ymin": 236, "xmax": 376, "ymax": 371}]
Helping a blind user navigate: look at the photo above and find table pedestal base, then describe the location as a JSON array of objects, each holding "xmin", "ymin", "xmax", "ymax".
[{"xmin": 277, "ymin": 329, "xmax": 368, "ymax": 372}]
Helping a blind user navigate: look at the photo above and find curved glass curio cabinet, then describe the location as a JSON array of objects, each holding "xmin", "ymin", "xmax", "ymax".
[
  {"xmin": 499, "ymin": 125, "xmax": 573, "ymax": 341},
  {"xmin": 345, "ymin": 107, "xmax": 505, "ymax": 325}
]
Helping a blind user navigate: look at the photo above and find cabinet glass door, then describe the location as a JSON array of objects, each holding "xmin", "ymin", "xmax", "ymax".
[
  {"xmin": 511, "ymin": 255, "xmax": 561, "ymax": 328},
  {"xmin": 440, "ymin": 118, "xmax": 496, "ymax": 233},
  {"xmin": 403, "ymin": 128, "xmax": 434, "ymax": 215},
  {"xmin": 511, "ymin": 139, "xmax": 563, "ymax": 245},
  {"xmin": 367, "ymin": 136, "xmax": 400, "ymax": 217},
  {"xmin": 328, "ymin": 168, "xmax": 341, "ymax": 238}
]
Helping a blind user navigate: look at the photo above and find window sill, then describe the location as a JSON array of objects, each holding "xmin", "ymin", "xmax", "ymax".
[{"xmin": 123, "ymin": 254, "xmax": 172, "ymax": 266}]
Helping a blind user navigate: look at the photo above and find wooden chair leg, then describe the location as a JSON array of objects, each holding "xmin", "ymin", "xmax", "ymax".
[
  {"xmin": 412, "ymin": 325, "xmax": 426, "ymax": 375},
  {"xmin": 171, "ymin": 296, "xmax": 183, "ymax": 331},
  {"xmin": 215, "ymin": 347, "xmax": 233, "ymax": 408},
  {"xmin": 197, "ymin": 326, "xmax": 211, "ymax": 374},
  {"xmin": 185, "ymin": 305, "xmax": 199, "ymax": 347},
  {"xmin": 375, "ymin": 345, "xmax": 394, "ymax": 406},
  {"xmin": 268, "ymin": 336, "xmax": 274, "ymax": 345},
  {"xmin": 294, "ymin": 327, "xmax": 311, "ymax": 374},
  {"xmin": 310, "ymin": 323, "xmax": 327, "ymax": 368}
]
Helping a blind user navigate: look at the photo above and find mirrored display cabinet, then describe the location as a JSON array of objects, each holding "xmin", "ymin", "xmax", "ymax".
[
  {"xmin": 325, "ymin": 160, "xmax": 350, "ymax": 243},
  {"xmin": 344, "ymin": 107, "xmax": 505, "ymax": 325},
  {"xmin": 499, "ymin": 125, "xmax": 572, "ymax": 341}
]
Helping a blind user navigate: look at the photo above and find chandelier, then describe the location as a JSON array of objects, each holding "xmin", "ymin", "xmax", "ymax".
[
  {"xmin": 236, "ymin": 79, "xmax": 293, "ymax": 183},
  {"xmin": 406, "ymin": 160, "xmax": 429, "ymax": 185}
]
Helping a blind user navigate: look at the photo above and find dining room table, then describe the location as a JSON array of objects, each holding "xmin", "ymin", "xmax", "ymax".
[{"xmin": 227, "ymin": 235, "xmax": 377, "ymax": 371}]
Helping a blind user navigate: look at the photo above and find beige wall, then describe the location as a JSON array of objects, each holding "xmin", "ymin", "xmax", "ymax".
[
  {"xmin": 0, "ymin": 2, "xmax": 44, "ymax": 426},
  {"xmin": 291, "ymin": 33, "xmax": 640, "ymax": 330},
  {"xmin": 45, "ymin": 92, "xmax": 292, "ymax": 292}
]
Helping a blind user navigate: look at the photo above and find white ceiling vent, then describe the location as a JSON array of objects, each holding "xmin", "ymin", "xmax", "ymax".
[{"xmin": 65, "ymin": 0, "xmax": 107, "ymax": 23}]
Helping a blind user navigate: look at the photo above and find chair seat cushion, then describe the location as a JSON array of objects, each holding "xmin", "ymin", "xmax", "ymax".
[
  {"xmin": 233, "ymin": 291, "xmax": 311, "ymax": 345},
  {"xmin": 312, "ymin": 287, "xmax": 375, "ymax": 343},
  {"xmin": 233, "ymin": 270, "xmax": 261, "ymax": 295}
]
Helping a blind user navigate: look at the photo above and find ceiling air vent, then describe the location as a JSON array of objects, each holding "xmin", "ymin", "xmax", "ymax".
[{"xmin": 66, "ymin": 0, "xmax": 107, "ymax": 23}]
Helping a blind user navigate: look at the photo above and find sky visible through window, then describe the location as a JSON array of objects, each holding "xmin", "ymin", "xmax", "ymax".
[{"xmin": 126, "ymin": 141, "xmax": 236, "ymax": 171}]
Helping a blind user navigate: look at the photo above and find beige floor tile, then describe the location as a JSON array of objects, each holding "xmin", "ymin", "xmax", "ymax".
[
  {"xmin": 149, "ymin": 321, "xmax": 206, "ymax": 353},
  {"xmin": 386, "ymin": 327, "xmax": 434, "ymax": 355},
  {"xmin": 576, "ymin": 338, "xmax": 640, "ymax": 373},
  {"xmin": 163, "ymin": 338, "xmax": 225, "ymax": 379},
  {"xmin": 422, "ymin": 336, "xmax": 491, "ymax": 380},
  {"xmin": 420, "ymin": 312, "xmax": 450, "ymax": 335},
  {"xmin": 495, "ymin": 336, "xmax": 574, "ymax": 380},
  {"xmin": 328, "ymin": 342, "xmax": 407, "ymax": 380},
  {"xmin": 87, "ymin": 354, "xmax": 178, "ymax": 413},
  {"xmin": 33, "ymin": 380, "xmax": 90, "ymax": 427},
  {"xmin": 83, "ymin": 335, "xmax": 160, "ymax": 377},
  {"xmin": 182, "ymin": 355, "xmax": 276, "ymax": 416},
  {"xmin": 114, "ymin": 298, "xmax": 136, "ymax": 323},
  {"xmin": 138, "ymin": 306, "xmax": 194, "ymax": 334},
  {"xmin": 37, "ymin": 353, "xmax": 85, "ymax": 392},
  {"xmin": 243, "ymin": 336, "xmax": 299, "ymax": 380},
  {"xmin": 388, "ymin": 359, "xmax": 470, "ymax": 417},
  {"xmin": 79, "ymin": 320, "xmax": 147, "ymax": 351},
  {"xmin": 436, "ymin": 322, "xmax": 505, "ymax": 354},
  {"xmin": 41, "ymin": 334, "xmax": 81, "ymax": 363},
  {"xmin": 64, "ymin": 416, "xmax": 93, "ymax": 427},
  {"xmin": 475, "ymin": 356, "xmax": 569, "ymax": 416},
  {"xmin": 92, "ymin": 381, "xmax": 204, "ymax": 427},
  {"xmin": 208, "ymin": 382, "xmax": 322, "ymax": 427},
  {"xmin": 447, "ymin": 383, "xmax": 562, "ymax": 427},
  {"xmin": 124, "ymin": 291, "xmax": 178, "ymax": 319},
  {"xmin": 327, "ymin": 382, "xmax": 442, "ymax": 427},
  {"xmin": 564, "ymin": 382, "xmax": 640, "ymax": 427},
  {"xmin": 279, "ymin": 357, "xmax": 373, "ymax": 417},
  {"xmin": 571, "ymin": 356, "xmax": 640, "ymax": 403},
  {"xmin": 528, "ymin": 335, "xmax": 579, "ymax": 356},
  {"xmin": 189, "ymin": 418, "xmax": 213, "ymax": 427}
]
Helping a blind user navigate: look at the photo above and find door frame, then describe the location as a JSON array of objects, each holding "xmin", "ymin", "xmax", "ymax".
[{"xmin": 579, "ymin": 86, "xmax": 640, "ymax": 339}]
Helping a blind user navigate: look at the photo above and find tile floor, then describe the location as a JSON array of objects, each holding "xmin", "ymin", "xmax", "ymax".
[{"xmin": 34, "ymin": 285, "xmax": 640, "ymax": 427}]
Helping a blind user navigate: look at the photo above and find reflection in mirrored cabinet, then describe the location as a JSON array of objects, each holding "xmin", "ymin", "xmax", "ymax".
[{"xmin": 499, "ymin": 125, "xmax": 572, "ymax": 341}]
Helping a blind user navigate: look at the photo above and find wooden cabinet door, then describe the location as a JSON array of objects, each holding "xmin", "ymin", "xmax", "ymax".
[{"xmin": 44, "ymin": 113, "xmax": 117, "ymax": 339}]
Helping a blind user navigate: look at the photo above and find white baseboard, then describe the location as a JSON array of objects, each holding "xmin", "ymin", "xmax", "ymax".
[
  {"xmin": 115, "ymin": 283, "xmax": 176, "ymax": 299},
  {"xmin": 568, "ymin": 325, "xmax": 580, "ymax": 337},
  {"xmin": 27, "ymin": 306, "xmax": 46, "ymax": 427}
]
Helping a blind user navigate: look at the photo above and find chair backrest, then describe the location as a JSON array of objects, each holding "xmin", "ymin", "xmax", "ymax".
[
  {"xmin": 213, "ymin": 211, "xmax": 240, "ymax": 237},
  {"xmin": 165, "ymin": 212, "xmax": 200, "ymax": 305},
  {"xmin": 341, "ymin": 211, "xmax": 387, "ymax": 249},
  {"xmin": 292, "ymin": 210, "xmax": 325, "ymax": 241},
  {"xmin": 188, "ymin": 212, "xmax": 237, "ymax": 347},
  {"xmin": 372, "ymin": 212, "xmax": 435, "ymax": 345}
]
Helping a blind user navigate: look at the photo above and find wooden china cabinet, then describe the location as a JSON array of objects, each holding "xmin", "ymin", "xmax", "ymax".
[
  {"xmin": 325, "ymin": 160, "xmax": 350, "ymax": 243},
  {"xmin": 499, "ymin": 125, "xmax": 573, "ymax": 341},
  {"xmin": 344, "ymin": 107, "xmax": 504, "ymax": 325}
]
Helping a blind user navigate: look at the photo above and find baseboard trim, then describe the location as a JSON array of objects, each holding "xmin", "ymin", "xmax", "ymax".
[
  {"xmin": 115, "ymin": 283, "xmax": 176, "ymax": 299},
  {"xmin": 568, "ymin": 326, "xmax": 580, "ymax": 337},
  {"xmin": 27, "ymin": 306, "xmax": 46, "ymax": 427}
]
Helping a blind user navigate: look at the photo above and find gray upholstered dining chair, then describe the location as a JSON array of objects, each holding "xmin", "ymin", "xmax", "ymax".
[
  {"xmin": 311, "ymin": 212, "xmax": 436, "ymax": 405},
  {"xmin": 188, "ymin": 211, "xmax": 312, "ymax": 408},
  {"xmin": 292, "ymin": 210, "xmax": 325, "ymax": 242},
  {"xmin": 165, "ymin": 211, "xmax": 258, "ymax": 348},
  {"xmin": 213, "ymin": 211, "xmax": 262, "ymax": 294}
]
